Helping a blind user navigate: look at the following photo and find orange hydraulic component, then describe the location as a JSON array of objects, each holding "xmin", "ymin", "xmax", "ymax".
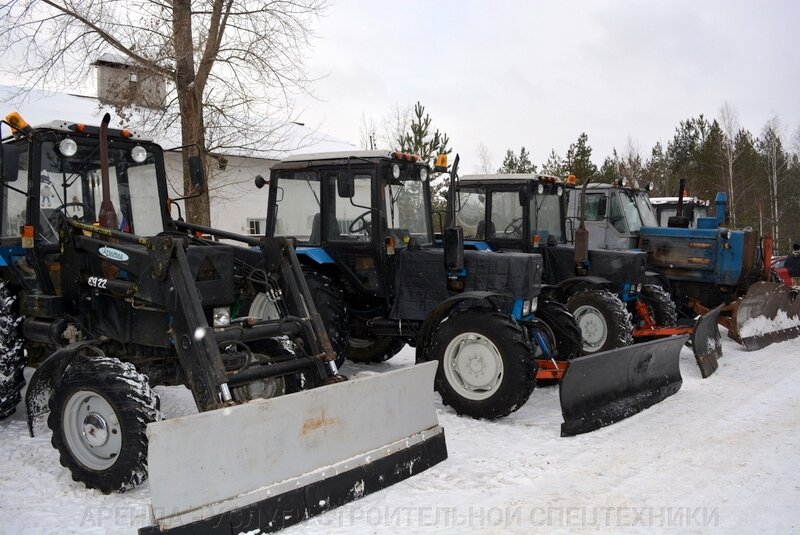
[
  {"xmin": 631, "ymin": 300, "xmax": 694, "ymax": 338},
  {"xmin": 535, "ymin": 358, "xmax": 568, "ymax": 380},
  {"xmin": 762, "ymin": 234, "xmax": 773, "ymax": 280}
]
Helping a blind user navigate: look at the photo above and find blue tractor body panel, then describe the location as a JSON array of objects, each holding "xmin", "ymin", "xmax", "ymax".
[{"xmin": 296, "ymin": 247, "xmax": 336, "ymax": 265}]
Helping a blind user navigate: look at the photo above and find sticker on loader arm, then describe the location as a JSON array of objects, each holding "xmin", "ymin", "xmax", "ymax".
[{"xmin": 98, "ymin": 246, "xmax": 129, "ymax": 262}]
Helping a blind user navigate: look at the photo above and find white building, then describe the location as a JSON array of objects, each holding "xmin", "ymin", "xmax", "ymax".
[{"xmin": 0, "ymin": 84, "xmax": 357, "ymax": 237}]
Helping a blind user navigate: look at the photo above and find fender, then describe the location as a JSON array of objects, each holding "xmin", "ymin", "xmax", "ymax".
[
  {"xmin": 415, "ymin": 291, "xmax": 507, "ymax": 364},
  {"xmin": 25, "ymin": 340, "xmax": 104, "ymax": 437},
  {"xmin": 551, "ymin": 275, "xmax": 616, "ymax": 302},
  {"xmin": 296, "ymin": 247, "xmax": 335, "ymax": 265}
]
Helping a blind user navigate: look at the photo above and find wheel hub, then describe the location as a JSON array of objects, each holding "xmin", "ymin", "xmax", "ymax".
[
  {"xmin": 443, "ymin": 332, "xmax": 504, "ymax": 400},
  {"xmin": 573, "ymin": 305, "xmax": 608, "ymax": 352},
  {"xmin": 81, "ymin": 413, "xmax": 109, "ymax": 447}
]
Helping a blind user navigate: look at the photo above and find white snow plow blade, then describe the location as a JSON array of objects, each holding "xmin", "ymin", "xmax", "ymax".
[{"xmin": 140, "ymin": 361, "xmax": 447, "ymax": 534}]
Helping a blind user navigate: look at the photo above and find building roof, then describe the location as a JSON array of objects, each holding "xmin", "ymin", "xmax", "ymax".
[{"xmin": 0, "ymin": 84, "xmax": 357, "ymax": 158}]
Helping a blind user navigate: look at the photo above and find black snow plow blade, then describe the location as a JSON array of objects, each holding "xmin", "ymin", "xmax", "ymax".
[
  {"xmin": 691, "ymin": 305, "xmax": 724, "ymax": 378},
  {"xmin": 735, "ymin": 282, "xmax": 800, "ymax": 351},
  {"xmin": 559, "ymin": 335, "xmax": 687, "ymax": 436}
]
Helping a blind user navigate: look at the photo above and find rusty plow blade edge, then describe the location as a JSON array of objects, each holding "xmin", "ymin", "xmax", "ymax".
[
  {"xmin": 559, "ymin": 336, "xmax": 687, "ymax": 437},
  {"xmin": 690, "ymin": 305, "xmax": 724, "ymax": 378},
  {"xmin": 139, "ymin": 361, "xmax": 446, "ymax": 535},
  {"xmin": 734, "ymin": 282, "xmax": 800, "ymax": 351}
]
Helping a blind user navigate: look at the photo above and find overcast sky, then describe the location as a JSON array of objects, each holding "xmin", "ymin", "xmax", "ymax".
[{"xmin": 294, "ymin": 0, "xmax": 800, "ymax": 171}]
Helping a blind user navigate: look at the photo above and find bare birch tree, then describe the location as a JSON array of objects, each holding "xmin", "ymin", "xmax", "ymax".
[
  {"xmin": 760, "ymin": 116, "xmax": 788, "ymax": 251},
  {"xmin": 718, "ymin": 101, "xmax": 740, "ymax": 225},
  {"xmin": 0, "ymin": 0, "xmax": 328, "ymax": 224}
]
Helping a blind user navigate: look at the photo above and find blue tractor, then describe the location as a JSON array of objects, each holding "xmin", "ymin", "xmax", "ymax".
[
  {"xmin": 568, "ymin": 178, "xmax": 792, "ymax": 352},
  {"xmin": 258, "ymin": 150, "xmax": 688, "ymax": 435}
]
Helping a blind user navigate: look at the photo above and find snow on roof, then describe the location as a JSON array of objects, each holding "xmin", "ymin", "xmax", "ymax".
[
  {"xmin": 649, "ymin": 196, "xmax": 708, "ymax": 205},
  {"xmin": 0, "ymin": 84, "xmax": 357, "ymax": 158},
  {"xmin": 460, "ymin": 173, "xmax": 560, "ymax": 182},
  {"xmin": 279, "ymin": 149, "xmax": 396, "ymax": 162}
]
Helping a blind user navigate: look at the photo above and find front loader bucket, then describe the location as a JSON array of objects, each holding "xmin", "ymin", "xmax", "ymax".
[
  {"xmin": 735, "ymin": 282, "xmax": 800, "ymax": 351},
  {"xmin": 691, "ymin": 305, "xmax": 724, "ymax": 378},
  {"xmin": 560, "ymin": 335, "xmax": 687, "ymax": 437},
  {"xmin": 140, "ymin": 362, "xmax": 446, "ymax": 534}
]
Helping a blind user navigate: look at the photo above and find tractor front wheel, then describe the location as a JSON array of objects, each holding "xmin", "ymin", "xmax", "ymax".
[
  {"xmin": 48, "ymin": 356, "xmax": 160, "ymax": 493},
  {"xmin": 638, "ymin": 284, "xmax": 678, "ymax": 326},
  {"xmin": 303, "ymin": 269, "xmax": 350, "ymax": 368},
  {"xmin": 429, "ymin": 309, "xmax": 536, "ymax": 419},
  {"xmin": 566, "ymin": 290, "xmax": 634, "ymax": 354}
]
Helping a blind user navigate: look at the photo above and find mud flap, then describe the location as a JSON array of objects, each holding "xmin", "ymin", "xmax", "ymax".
[
  {"xmin": 140, "ymin": 362, "xmax": 446, "ymax": 534},
  {"xmin": 735, "ymin": 282, "xmax": 800, "ymax": 351},
  {"xmin": 559, "ymin": 335, "xmax": 687, "ymax": 437},
  {"xmin": 691, "ymin": 305, "xmax": 723, "ymax": 378}
]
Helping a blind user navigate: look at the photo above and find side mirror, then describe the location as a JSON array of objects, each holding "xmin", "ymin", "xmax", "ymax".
[
  {"xmin": 188, "ymin": 155, "xmax": 205, "ymax": 192},
  {"xmin": 337, "ymin": 172, "xmax": 354, "ymax": 198},
  {"xmin": 254, "ymin": 175, "xmax": 267, "ymax": 189},
  {"xmin": 518, "ymin": 186, "xmax": 530, "ymax": 206},
  {"xmin": 597, "ymin": 196, "xmax": 607, "ymax": 217},
  {"xmin": 1, "ymin": 143, "xmax": 20, "ymax": 183},
  {"xmin": 444, "ymin": 226, "xmax": 464, "ymax": 273}
]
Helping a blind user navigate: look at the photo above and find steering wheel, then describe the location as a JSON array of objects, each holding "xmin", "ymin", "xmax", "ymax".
[
  {"xmin": 504, "ymin": 217, "xmax": 524, "ymax": 236},
  {"xmin": 348, "ymin": 210, "xmax": 372, "ymax": 237},
  {"xmin": 49, "ymin": 202, "xmax": 94, "ymax": 224}
]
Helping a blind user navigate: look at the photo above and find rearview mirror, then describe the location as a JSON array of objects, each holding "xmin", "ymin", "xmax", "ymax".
[
  {"xmin": 1, "ymin": 143, "xmax": 20, "ymax": 183},
  {"xmin": 254, "ymin": 175, "xmax": 267, "ymax": 189},
  {"xmin": 337, "ymin": 172, "xmax": 354, "ymax": 198},
  {"xmin": 188, "ymin": 155, "xmax": 205, "ymax": 192},
  {"xmin": 518, "ymin": 186, "xmax": 530, "ymax": 206},
  {"xmin": 597, "ymin": 196, "xmax": 607, "ymax": 217}
]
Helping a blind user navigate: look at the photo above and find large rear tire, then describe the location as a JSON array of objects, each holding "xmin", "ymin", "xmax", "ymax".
[
  {"xmin": 0, "ymin": 282, "xmax": 25, "ymax": 419},
  {"xmin": 428, "ymin": 309, "xmax": 536, "ymax": 419},
  {"xmin": 566, "ymin": 289, "xmax": 634, "ymax": 354},
  {"xmin": 638, "ymin": 284, "xmax": 678, "ymax": 326},
  {"xmin": 303, "ymin": 269, "xmax": 350, "ymax": 368},
  {"xmin": 48, "ymin": 356, "xmax": 160, "ymax": 493}
]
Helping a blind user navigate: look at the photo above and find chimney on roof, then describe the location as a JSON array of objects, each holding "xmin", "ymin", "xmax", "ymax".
[{"xmin": 93, "ymin": 53, "xmax": 166, "ymax": 110}]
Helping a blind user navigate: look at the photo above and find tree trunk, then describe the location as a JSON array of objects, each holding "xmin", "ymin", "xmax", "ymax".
[{"xmin": 173, "ymin": 0, "xmax": 211, "ymax": 226}]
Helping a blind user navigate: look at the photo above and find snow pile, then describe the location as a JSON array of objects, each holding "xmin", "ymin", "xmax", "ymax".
[
  {"xmin": 738, "ymin": 309, "xmax": 800, "ymax": 338},
  {"xmin": 1, "ymin": 336, "xmax": 799, "ymax": 534}
]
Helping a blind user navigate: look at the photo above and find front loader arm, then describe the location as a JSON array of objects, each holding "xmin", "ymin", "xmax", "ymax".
[{"xmin": 62, "ymin": 219, "xmax": 231, "ymax": 411}]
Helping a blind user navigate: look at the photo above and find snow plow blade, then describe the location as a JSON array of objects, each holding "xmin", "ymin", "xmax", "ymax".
[
  {"xmin": 560, "ymin": 335, "xmax": 687, "ymax": 437},
  {"xmin": 735, "ymin": 282, "xmax": 800, "ymax": 351},
  {"xmin": 691, "ymin": 305, "xmax": 724, "ymax": 378},
  {"xmin": 140, "ymin": 362, "xmax": 446, "ymax": 534}
]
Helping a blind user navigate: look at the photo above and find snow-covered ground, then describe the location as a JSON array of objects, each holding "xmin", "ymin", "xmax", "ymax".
[{"xmin": 1, "ymin": 333, "xmax": 798, "ymax": 535}]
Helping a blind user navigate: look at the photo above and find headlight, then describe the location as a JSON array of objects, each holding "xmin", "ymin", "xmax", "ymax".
[
  {"xmin": 557, "ymin": 186, "xmax": 563, "ymax": 197},
  {"xmin": 392, "ymin": 163, "xmax": 401, "ymax": 179},
  {"xmin": 619, "ymin": 177, "xmax": 628, "ymax": 187},
  {"xmin": 646, "ymin": 181, "xmax": 654, "ymax": 192},
  {"xmin": 522, "ymin": 297, "xmax": 538, "ymax": 316},
  {"xmin": 537, "ymin": 184, "xmax": 544, "ymax": 194},
  {"xmin": 131, "ymin": 145, "xmax": 148, "ymax": 163},
  {"xmin": 213, "ymin": 306, "xmax": 231, "ymax": 327},
  {"xmin": 720, "ymin": 228, "xmax": 731, "ymax": 240},
  {"xmin": 636, "ymin": 283, "xmax": 642, "ymax": 292},
  {"xmin": 419, "ymin": 167, "xmax": 429, "ymax": 181},
  {"xmin": 59, "ymin": 138, "xmax": 78, "ymax": 157}
]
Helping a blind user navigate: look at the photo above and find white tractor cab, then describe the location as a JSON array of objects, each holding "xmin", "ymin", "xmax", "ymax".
[
  {"xmin": 650, "ymin": 196, "xmax": 710, "ymax": 228},
  {"xmin": 565, "ymin": 179, "xmax": 659, "ymax": 250}
]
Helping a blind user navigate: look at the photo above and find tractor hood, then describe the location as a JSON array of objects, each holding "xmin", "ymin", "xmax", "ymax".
[{"xmin": 541, "ymin": 245, "xmax": 647, "ymax": 288}]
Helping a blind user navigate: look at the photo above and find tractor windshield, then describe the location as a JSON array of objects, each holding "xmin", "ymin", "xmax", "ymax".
[
  {"xmin": 531, "ymin": 191, "xmax": 564, "ymax": 243},
  {"xmin": 634, "ymin": 192, "xmax": 659, "ymax": 228},
  {"xmin": 2, "ymin": 135, "xmax": 164, "ymax": 241},
  {"xmin": 384, "ymin": 177, "xmax": 431, "ymax": 246}
]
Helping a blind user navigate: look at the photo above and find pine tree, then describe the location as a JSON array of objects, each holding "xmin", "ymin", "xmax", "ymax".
[
  {"xmin": 565, "ymin": 132, "xmax": 598, "ymax": 182},
  {"xmin": 541, "ymin": 149, "xmax": 567, "ymax": 177},
  {"xmin": 395, "ymin": 102, "xmax": 451, "ymax": 223},
  {"xmin": 498, "ymin": 149, "xmax": 519, "ymax": 173}
]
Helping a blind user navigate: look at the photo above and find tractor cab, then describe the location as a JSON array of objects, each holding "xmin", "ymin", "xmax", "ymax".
[
  {"xmin": 0, "ymin": 115, "xmax": 171, "ymax": 299},
  {"xmin": 265, "ymin": 150, "xmax": 433, "ymax": 298},
  {"xmin": 565, "ymin": 179, "xmax": 659, "ymax": 250},
  {"xmin": 457, "ymin": 173, "xmax": 569, "ymax": 252}
]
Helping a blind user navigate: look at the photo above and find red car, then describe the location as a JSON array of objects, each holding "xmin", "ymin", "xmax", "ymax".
[{"xmin": 771, "ymin": 256, "xmax": 791, "ymax": 286}]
